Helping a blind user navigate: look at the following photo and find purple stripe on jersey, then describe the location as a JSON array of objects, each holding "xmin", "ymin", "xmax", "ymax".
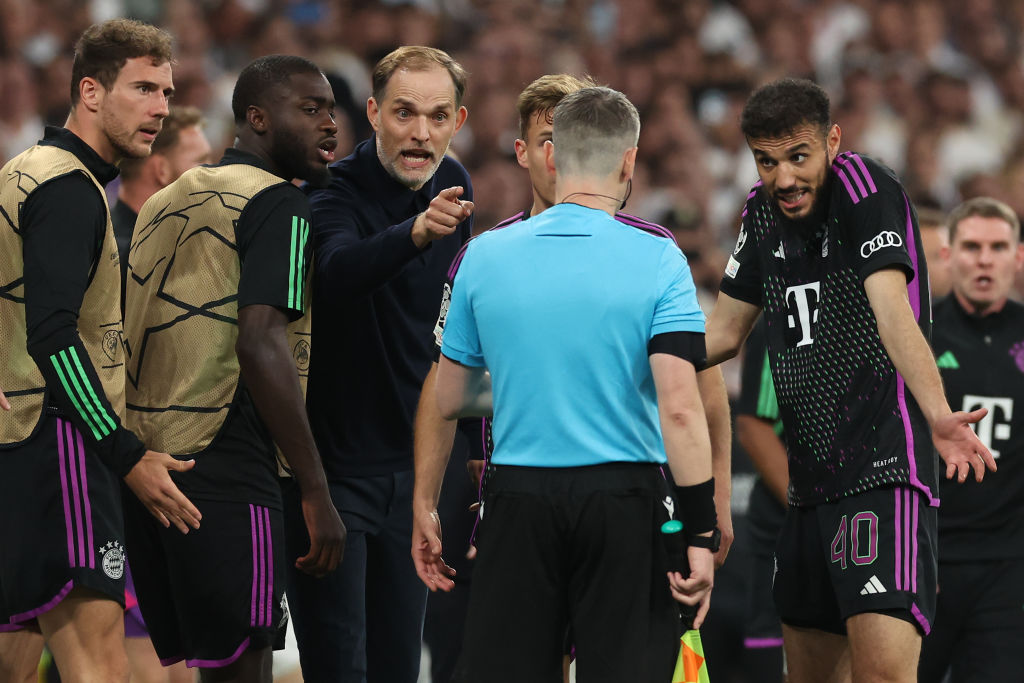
[
  {"xmin": 186, "ymin": 636, "xmax": 251, "ymax": 668},
  {"xmin": 850, "ymin": 154, "xmax": 878, "ymax": 194},
  {"xmin": 744, "ymin": 637, "xmax": 784, "ymax": 649},
  {"xmin": 911, "ymin": 603, "xmax": 931, "ymax": 635},
  {"xmin": 894, "ymin": 489, "xmax": 902, "ymax": 590},
  {"xmin": 897, "ymin": 196, "xmax": 937, "ymax": 504},
  {"xmin": 57, "ymin": 419, "xmax": 75, "ymax": 567},
  {"xmin": 614, "ymin": 213, "xmax": 677, "ymax": 244},
  {"xmin": 66, "ymin": 421, "xmax": 85, "ymax": 567},
  {"xmin": 257, "ymin": 506, "xmax": 267, "ymax": 627},
  {"xmin": 833, "ymin": 166, "xmax": 861, "ymax": 204},
  {"xmin": 76, "ymin": 430, "xmax": 95, "ymax": 569},
  {"xmin": 8, "ymin": 580, "xmax": 74, "ymax": 623},
  {"xmin": 447, "ymin": 211, "xmax": 526, "ymax": 280},
  {"xmin": 263, "ymin": 506, "xmax": 273, "ymax": 627},
  {"xmin": 911, "ymin": 490, "xmax": 919, "ymax": 592},
  {"xmin": 249, "ymin": 504, "xmax": 259, "ymax": 627},
  {"xmin": 836, "ymin": 156, "xmax": 868, "ymax": 198}
]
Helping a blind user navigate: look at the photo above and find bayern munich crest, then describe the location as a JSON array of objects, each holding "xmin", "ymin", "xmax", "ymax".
[{"xmin": 100, "ymin": 540, "xmax": 125, "ymax": 580}]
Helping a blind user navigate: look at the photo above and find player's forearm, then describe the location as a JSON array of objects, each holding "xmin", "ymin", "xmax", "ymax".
[
  {"xmin": 736, "ymin": 415, "xmax": 789, "ymax": 505},
  {"xmin": 237, "ymin": 320, "xmax": 328, "ymax": 496},
  {"xmin": 698, "ymin": 367, "xmax": 732, "ymax": 506},
  {"xmin": 704, "ymin": 293, "xmax": 760, "ymax": 367},
  {"xmin": 413, "ymin": 364, "xmax": 458, "ymax": 511}
]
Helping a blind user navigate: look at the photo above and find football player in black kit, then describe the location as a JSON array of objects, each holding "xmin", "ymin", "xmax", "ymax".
[
  {"xmin": 703, "ymin": 78, "xmax": 995, "ymax": 683},
  {"xmin": 918, "ymin": 197, "xmax": 1024, "ymax": 683}
]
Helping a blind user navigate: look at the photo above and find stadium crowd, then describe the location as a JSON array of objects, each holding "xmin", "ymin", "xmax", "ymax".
[{"xmin": 3, "ymin": 0, "xmax": 1024, "ymax": 301}]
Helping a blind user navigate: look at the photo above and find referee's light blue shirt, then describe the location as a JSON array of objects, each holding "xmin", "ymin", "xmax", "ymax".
[{"xmin": 441, "ymin": 203, "xmax": 705, "ymax": 467}]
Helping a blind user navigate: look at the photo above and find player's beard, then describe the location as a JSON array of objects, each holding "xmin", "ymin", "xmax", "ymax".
[{"xmin": 775, "ymin": 171, "xmax": 832, "ymax": 236}]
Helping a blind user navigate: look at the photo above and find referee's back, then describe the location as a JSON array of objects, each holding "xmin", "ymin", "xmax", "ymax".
[{"xmin": 441, "ymin": 201, "xmax": 705, "ymax": 468}]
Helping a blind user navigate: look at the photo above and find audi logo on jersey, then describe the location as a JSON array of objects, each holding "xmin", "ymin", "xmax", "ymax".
[{"xmin": 860, "ymin": 230, "xmax": 903, "ymax": 258}]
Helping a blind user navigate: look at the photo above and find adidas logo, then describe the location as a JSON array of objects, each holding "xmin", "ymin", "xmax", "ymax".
[
  {"xmin": 936, "ymin": 351, "xmax": 959, "ymax": 369},
  {"xmin": 860, "ymin": 575, "xmax": 887, "ymax": 595}
]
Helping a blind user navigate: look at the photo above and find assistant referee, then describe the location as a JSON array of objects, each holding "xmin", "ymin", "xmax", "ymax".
[{"xmin": 427, "ymin": 86, "xmax": 718, "ymax": 683}]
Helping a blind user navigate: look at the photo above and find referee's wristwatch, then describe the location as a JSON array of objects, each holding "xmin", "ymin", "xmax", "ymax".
[{"xmin": 686, "ymin": 528, "xmax": 722, "ymax": 553}]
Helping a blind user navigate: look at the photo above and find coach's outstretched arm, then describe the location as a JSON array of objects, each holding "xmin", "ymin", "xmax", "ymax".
[
  {"xmin": 651, "ymin": 352, "xmax": 715, "ymax": 628},
  {"xmin": 864, "ymin": 268, "xmax": 996, "ymax": 483},
  {"xmin": 704, "ymin": 292, "xmax": 761, "ymax": 367},
  {"xmin": 237, "ymin": 304, "xmax": 346, "ymax": 576}
]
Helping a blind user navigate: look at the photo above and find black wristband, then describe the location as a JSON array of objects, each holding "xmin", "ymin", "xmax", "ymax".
[{"xmin": 673, "ymin": 477, "xmax": 717, "ymax": 535}]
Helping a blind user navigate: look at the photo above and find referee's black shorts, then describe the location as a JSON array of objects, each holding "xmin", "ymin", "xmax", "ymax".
[
  {"xmin": 1, "ymin": 416, "xmax": 126, "ymax": 627},
  {"xmin": 453, "ymin": 462, "xmax": 681, "ymax": 683}
]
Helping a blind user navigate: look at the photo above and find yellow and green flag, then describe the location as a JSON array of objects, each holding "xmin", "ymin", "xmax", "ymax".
[{"xmin": 672, "ymin": 629, "xmax": 710, "ymax": 683}]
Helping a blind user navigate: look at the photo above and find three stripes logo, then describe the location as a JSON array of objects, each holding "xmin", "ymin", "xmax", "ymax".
[
  {"xmin": 860, "ymin": 575, "xmax": 887, "ymax": 595},
  {"xmin": 288, "ymin": 216, "xmax": 310, "ymax": 311},
  {"xmin": 936, "ymin": 350, "xmax": 960, "ymax": 369}
]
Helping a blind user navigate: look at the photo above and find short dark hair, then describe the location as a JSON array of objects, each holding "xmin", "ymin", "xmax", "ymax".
[
  {"xmin": 232, "ymin": 54, "xmax": 326, "ymax": 123},
  {"xmin": 119, "ymin": 105, "xmax": 204, "ymax": 180},
  {"xmin": 947, "ymin": 196, "xmax": 1021, "ymax": 244},
  {"xmin": 740, "ymin": 78, "xmax": 831, "ymax": 140},
  {"xmin": 372, "ymin": 46, "xmax": 467, "ymax": 107},
  {"xmin": 71, "ymin": 18, "xmax": 173, "ymax": 105}
]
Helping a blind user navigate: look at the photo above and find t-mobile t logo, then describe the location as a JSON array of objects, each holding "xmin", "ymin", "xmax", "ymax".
[
  {"xmin": 785, "ymin": 282, "xmax": 821, "ymax": 347},
  {"xmin": 962, "ymin": 395, "xmax": 1013, "ymax": 458}
]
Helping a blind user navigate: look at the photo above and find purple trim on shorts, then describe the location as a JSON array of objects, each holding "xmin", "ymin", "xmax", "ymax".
[
  {"xmin": 9, "ymin": 580, "xmax": 74, "ymax": 623},
  {"xmin": 263, "ymin": 506, "xmax": 273, "ymax": 627},
  {"xmin": 894, "ymin": 489, "xmax": 902, "ymax": 591},
  {"xmin": 57, "ymin": 419, "xmax": 75, "ymax": 567},
  {"xmin": 0, "ymin": 623, "xmax": 23, "ymax": 632},
  {"xmin": 76, "ymin": 430, "xmax": 95, "ymax": 569},
  {"xmin": 185, "ymin": 636, "xmax": 251, "ymax": 668},
  {"xmin": 159, "ymin": 655, "xmax": 185, "ymax": 667},
  {"xmin": 911, "ymin": 603, "xmax": 931, "ymax": 635},
  {"xmin": 744, "ymin": 637, "xmax": 784, "ymax": 649},
  {"xmin": 257, "ymin": 506, "xmax": 267, "ymax": 627},
  {"xmin": 833, "ymin": 166, "xmax": 861, "ymax": 204},
  {"xmin": 66, "ymin": 421, "xmax": 85, "ymax": 568},
  {"xmin": 911, "ymin": 490, "xmax": 919, "ymax": 593},
  {"xmin": 249, "ymin": 504, "xmax": 258, "ymax": 627}
]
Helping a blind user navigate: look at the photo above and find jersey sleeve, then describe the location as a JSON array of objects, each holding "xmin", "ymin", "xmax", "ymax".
[
  {"xmin": 22, "ymin": 173, "xmax": 146, "ymax": 476},
  {"xmin": 736, "ymin": 318, "xmax": 780, "ymax": 422},
  {"xmin": 834, "ymin": 156, "xmax": 915, "ymax": 283},
  {"xmin": 236, "ymin": 184, "xmax": 312, "ymax": 321},
  {"xmin": 439, "ymin": 245, "xmax": 485, "ymax": 368},
  {"xmin": 719, "ymin": 207, "xmax": 763, "ymax": 305},
  {"xmin": 432, "ymin": 243, "xmax": 469, "ymax": 360},
  {"xmin": 651, "ymin": 242, "xmax": 705, "ymax": 338}
]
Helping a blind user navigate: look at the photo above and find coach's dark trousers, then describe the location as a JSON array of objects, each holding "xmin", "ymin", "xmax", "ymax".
[{"xmin": 281, "ymin": 471, "xmax": 427, "ymax": 683}]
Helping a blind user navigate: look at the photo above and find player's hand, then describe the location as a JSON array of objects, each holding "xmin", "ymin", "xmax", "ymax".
[
  {"xmin": 714, "ymin": 506, "xmax": 734, "ymax": 569},
  {"xmin": 0, "ymin": 389, "xmax": 9, "ymax": 411},
  {"xmin": 466, "ymin": 458, "xmax": 484, "ymax": 487},
  {"xmin": 411, "ymin": 186, "xmax": 474, "ymax": 249},
  {"xmin": 296, "ymin": 489, "xmax": 345, "ymax": 577},
  {"xmin": 933, "ymin": 409, "xmax": 997, "ymax": 483},
  {"xmin": 412, "ymin": 506, "xmax": 456, "ymax": 592},
  {"xmin": 667, "ymin": 546, "xmax": 714, "ymax": 629},
  {"xmin": 123, "ymin": 451, "xmax": 202, "ymax": 534}
]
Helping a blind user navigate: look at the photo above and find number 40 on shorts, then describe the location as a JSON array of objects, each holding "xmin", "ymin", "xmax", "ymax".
[{"xmin": 830, "ymin": 512, "xmax": 879, "ymax": 570}]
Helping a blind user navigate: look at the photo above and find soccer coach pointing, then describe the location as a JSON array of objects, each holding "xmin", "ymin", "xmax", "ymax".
[{"xmin": 430, "ymin": 86, "xmax": 717, "ymax": 683}]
